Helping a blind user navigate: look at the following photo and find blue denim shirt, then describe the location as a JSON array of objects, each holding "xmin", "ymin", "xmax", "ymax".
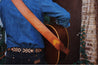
[{"xmin": 0, "ymin": 0, "xmax": 70, "ymax": 48}]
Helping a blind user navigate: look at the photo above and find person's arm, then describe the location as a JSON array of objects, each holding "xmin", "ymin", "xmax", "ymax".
[
  {"xmin": 0, "ymin": 4, "xmax": 1, "ymax": 17},
  {"xmin": 40, "ymin": 0, "xmax": 70, "ymax": 28}
]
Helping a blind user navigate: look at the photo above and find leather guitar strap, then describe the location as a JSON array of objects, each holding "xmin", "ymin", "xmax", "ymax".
[{"xmin": 11, "ymin": 0, "xmax": 69, "ymax": 55}]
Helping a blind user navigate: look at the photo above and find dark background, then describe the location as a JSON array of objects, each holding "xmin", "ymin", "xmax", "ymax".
[{"xmin": 53, "ymin": 0, "xmax": 82, "ymax": 63}]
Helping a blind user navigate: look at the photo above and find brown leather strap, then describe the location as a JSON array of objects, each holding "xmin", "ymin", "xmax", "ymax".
[{"xmin": 11, "ymin": 0, "xmax": 69, "ymax": 55}]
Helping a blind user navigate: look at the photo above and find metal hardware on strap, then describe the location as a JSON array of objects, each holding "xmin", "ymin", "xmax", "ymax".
[{"xmin": 7, "ymin": 47, "xmax": 42, "ymax": 53}]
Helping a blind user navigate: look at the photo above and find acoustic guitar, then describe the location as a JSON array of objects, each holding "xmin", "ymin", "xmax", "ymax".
[{"xmin": 44, "ymin": 24, "xmax": 69, "ymax": 64}]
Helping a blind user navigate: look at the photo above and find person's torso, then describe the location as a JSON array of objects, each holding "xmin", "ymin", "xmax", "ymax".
[{"xmin": 0, "ymin": 0, "xmax": 45, "ymax": 48}]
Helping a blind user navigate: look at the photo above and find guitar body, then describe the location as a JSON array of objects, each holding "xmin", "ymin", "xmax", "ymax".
[{"xmin": 44, "ymin": 24, "xmax": 69, "ymax": 64}]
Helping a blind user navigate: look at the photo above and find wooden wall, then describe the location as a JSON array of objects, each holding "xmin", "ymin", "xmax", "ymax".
[{"xmin": 53, "ymin": 0, "xmax": 82, "ymax": 64}]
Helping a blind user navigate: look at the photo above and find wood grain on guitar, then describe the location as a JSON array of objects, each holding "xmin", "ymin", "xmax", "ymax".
[{"xmin": 44, "ymin": 24, "xmax": 69, "ymax": 64}]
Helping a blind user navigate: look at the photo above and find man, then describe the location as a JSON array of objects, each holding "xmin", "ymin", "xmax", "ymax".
[{"xmin": 0, "ymin": 0, "xmax": 70, "ymax": 64}]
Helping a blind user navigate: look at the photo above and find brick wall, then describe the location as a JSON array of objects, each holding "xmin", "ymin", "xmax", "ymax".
[
  {"xmin": 81, "ymin": 0, "xmax": 97, "ymax": 63},
  {"xmin": 95, "ymin": 0, "xmax": 98, "ymax": 64}
]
